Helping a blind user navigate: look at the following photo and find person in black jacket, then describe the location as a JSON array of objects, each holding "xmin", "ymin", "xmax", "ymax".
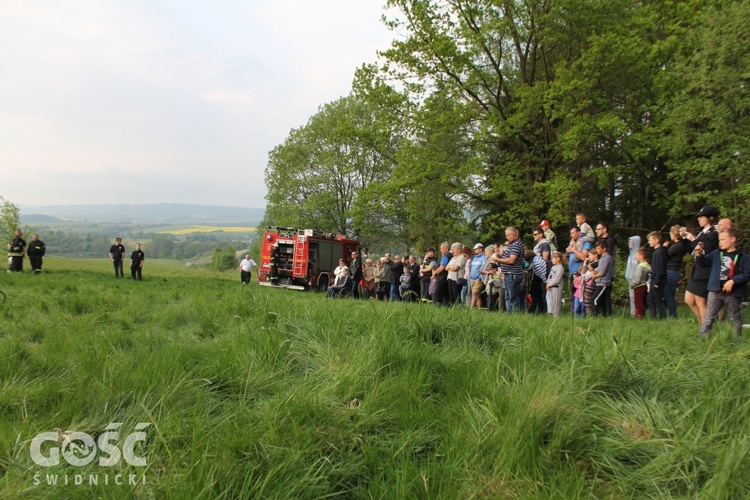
[
  {"xmin": 647, "ymin": 231, "xmax": 668, "ymax": 319},
  {"xmin": 7, "ymin": 229, "xmax": 26, "ymax": 272},
  {"xmin": 683, "ymin": 205, "xmax": 720, "ymax": 323},
  {"xmin": 27, "ymin": 234, "xmax": 46, "ymax": 273},
  {"xmin": 130, "ymin": 243, "xmax": 145, "ymax": 281},
  {"xmin": 109, "ymin": 237, "xmax": 125, "ymax": 278},
  {"xmin": 349, "ymin": 250, "xmax": 362, "ymax": 299}
]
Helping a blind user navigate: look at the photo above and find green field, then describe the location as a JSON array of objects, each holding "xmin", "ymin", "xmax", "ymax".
[{"xmin": 1, "ymin": 257, "xmax": 749, "ymax": 497}]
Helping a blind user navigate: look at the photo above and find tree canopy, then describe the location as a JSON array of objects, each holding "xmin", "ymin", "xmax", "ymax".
[{"xmin": 264, "ymin": 0, "xmax": 749, "ymax": 251}]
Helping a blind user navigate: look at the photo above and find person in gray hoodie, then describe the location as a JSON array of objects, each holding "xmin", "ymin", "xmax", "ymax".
[{"xmin": 625, "ymin": 235, "xmax": 641, "ymax": 317}]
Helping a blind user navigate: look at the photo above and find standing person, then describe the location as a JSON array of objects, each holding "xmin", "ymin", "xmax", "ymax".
[
  {"xmin": 590, "ymin": 240, "xmax": 614, "ymax": 316},
  {"xmin": 432, "ymin": 242, "xmax": 452, "ymax": 305},
  {"xmin": 268, "ymin": 243, "xmax": 280, "ymax": 285},
  {"xmin": 530, "ymin": 228, "xmax": 551, "ymax": 313},
  {"xmin": 361, "ymin": 258, "xmax": 375, "ymax": 298},
  {"xmin": 566, "ymin": 226, "xmax": 592, "ymax": 315},
  {"xmin": 109, "ymin": 237, "xmax": 125, "ymax": 278},
  {"xmin": 407, "ymin": 255, "xmax": 421, "ymax": 298},
  {"xmin": 624, "ymin": 236, "xmax": 642, "ymax": 317},
  {"xmin": 27, "ymin": 234, "xmax": 46, "ymax": 273},
  {"xmin": 545, "ymin": 252, "xmax": 565, "ymax": 318},
  {"xmin": 7, "ymin": 229, "xmax": 26, "ymax": 272},
  {"xmin": 492, "ymin": 227, "xmax": 525, "ymax": 312},
  {"xmin": 683, "ymin": 206, "xmax": 720, "ymax": 323},
  {"xmin": 333, "ymin": 259, "xmax": 348, "ymax": 278},
  {"xmin": 389, "ymin": 255, "xmax": 404, "ymax": 301},
  {"xmin": 594, "ymin": 222, "xmax": 616, "ymax": 315},
  {"xmin": 647, "ymin": 232, "xmax": 668, "ymax": 319},
  {"xmin": 695, "ymin": 228, "xmax": 750, "ymax": 337},
  {"xmin": 446, "ymin": 242, "xmax": 467, "ymax": 305},
  {"xmin": 130, "ymin": 243, "xmax": 145, "ymax": 281},
  {"xmin": 420, "ymin": 248, "xmax": 438, "ymax": 302},
  {"xmin": 469, "ymin": 243, "xmax": 487, "ymax": 310},
  {"xmin": 373, "ymin": 259, "xmax": 388, "ymax": 301},
  {"xmin": 665, "ymin": 226, "xmax": 689, "ymax": 318},
  {"xmin": 239, "ymin": 254, "xmax": 257, "ymax": 285},
  {"xmin": 349, "ymin": 251, "xmax": 362, "ymax": 299},
  {"xmin": 629, "ymin": 247, "xmax": 651, "ymax": 319}
]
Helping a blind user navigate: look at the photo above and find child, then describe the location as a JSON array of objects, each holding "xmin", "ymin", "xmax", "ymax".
[
  {"xmin": 629, "ymin": 247, "xmax": 651, "ymax": 319},
  {"xmin": 580, "ymin": 254, "xmax": 598, "ymax": 317},
  {"xmin": 576, "ymin": 212, "xmax": 595, "ymax": 246},
  {"xmin": 571, "ymin": 272, "xmax": 583, "ymax": 317},
  {"xmin": 695, "ymin": 228, "xmax": 750, "ymax": 337},
  {"xmin": 399, "ymin": 267, "xmax": 412, "ymax": 298},
  {"xmin": 546, "ymin": 252, "xmax": 565, "ymax": 317}
]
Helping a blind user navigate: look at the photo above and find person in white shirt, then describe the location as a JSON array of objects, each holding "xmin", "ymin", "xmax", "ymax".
[{"xmin": 240, "ymin": 254, "xmax": 257, "ymax": 284}]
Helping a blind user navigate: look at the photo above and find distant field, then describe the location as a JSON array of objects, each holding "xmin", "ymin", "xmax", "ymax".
[{"xmin": 156, "ymin": 225, "xmax": 256, "ymax": 235}]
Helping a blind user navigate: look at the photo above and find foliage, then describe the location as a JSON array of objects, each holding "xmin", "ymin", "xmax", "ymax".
[
  {"xmin": 0, "ymin": 195, "xmax": 27, "ymax": 246},
  {"xmin": 2, "ymin": 258, "xmax": 750, "ymax": 497},
  {"xmin": 264, "ymin": 0, "xmax": 750, "ymax": 252},
  {"xmin": 210, "ymin": 246, "xmax": 237, "ymax": 271}
]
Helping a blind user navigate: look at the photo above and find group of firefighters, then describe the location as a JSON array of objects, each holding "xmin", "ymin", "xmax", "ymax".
[{"xmin": 6, "ymin": 229, "xmax": 46, "ymax": 273}]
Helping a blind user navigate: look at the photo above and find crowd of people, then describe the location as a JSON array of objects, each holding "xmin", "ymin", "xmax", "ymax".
[{"xmin": 331, "ymin": 207, "xmax": 749, "ymax": 337}]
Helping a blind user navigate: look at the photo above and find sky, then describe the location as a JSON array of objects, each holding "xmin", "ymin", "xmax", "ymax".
[{"xmin": 0, "ymin": 0, "xmax": 397, "ymax": 210}]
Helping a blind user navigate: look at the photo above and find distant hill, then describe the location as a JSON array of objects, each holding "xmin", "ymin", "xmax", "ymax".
[
  {"xmin": 22, "ymin": 203, "xmax": 266, "ymax": 225},
  {"xmin": 21, "ymin": 214, "xmax": 65, "ymax": 223}
]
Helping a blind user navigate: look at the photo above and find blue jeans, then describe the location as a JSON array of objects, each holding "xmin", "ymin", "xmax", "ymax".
[
  {"xmin": 389, "ymin": 283, "xmax": 400, "ymax": 301},
  {"xmin": 503, "ymin": 273, "xmax": 523, "ymax": 312},
  {"xmin": 665, "ymin": 270, "xmax": 680, "ymax": 318}
]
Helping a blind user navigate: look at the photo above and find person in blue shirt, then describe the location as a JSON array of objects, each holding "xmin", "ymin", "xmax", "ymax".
[{"xmin": 468, "ymin": 243, "xmax": 487, "ymax": 309}]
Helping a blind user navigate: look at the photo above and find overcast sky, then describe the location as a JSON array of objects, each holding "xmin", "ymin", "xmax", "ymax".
[{"xmin": 0, "ymin": 1, "xmax": 396, "ymax": 210}]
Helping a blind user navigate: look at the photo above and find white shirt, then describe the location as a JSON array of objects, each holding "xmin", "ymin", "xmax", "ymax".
[{"xmin": 240, "ymin": 258, "xmax": 257, "ymax": 272}]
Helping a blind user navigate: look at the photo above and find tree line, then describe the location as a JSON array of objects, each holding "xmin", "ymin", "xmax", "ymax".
[{"xmin": 263, "ymin": 0, "xmax": 749, "ymax": 253}]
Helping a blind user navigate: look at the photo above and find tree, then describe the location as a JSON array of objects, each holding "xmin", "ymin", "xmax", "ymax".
[
  {"xmin": 1, "ymin": 196, "xmax": 24, "ymax": 246},
  {"xmin": 264, "ymin": 95, "xmax": 400, "ymax": 240},
  {"xmin": 660, "ymin": 0, "xmax": 750, "ymax": 231}
]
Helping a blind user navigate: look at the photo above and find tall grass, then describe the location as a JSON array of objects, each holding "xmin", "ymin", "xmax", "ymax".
[{"xmin": 0, "ymin": 257, "xmax": 749, "ymax": 497}]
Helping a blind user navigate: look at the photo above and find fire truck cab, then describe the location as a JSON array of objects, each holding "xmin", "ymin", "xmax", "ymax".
[{"xmin": 258, "ymin": 227, "xmax": 361, "ymax": 291}]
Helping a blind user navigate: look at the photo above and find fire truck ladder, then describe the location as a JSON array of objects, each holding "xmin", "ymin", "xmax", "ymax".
[{"xmin": 293, "ymin": 235, "xmax": 306, "ymax": 277}]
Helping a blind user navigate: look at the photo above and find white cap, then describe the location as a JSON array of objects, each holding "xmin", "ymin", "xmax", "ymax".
[{"xmin": 473, "ymin": 243, "xmax": 484, "ymax": 250}]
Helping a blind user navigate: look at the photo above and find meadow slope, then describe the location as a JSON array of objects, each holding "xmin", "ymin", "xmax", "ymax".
[{"xmin": 1, "ymin": 257, "xmax": 749, "ymax": 498}]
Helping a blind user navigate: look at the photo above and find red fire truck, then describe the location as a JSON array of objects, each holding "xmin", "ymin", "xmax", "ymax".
[{"xmin": 258, "ymin": 227, "xmax": 361, "ymax": 290}]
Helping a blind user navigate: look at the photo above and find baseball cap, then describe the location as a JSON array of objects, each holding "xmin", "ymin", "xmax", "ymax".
[
  {"xmin": 473, "ymin": 243, "xmax": 484, "ymax": 250},
  {"xmin": 539, "ymin": 220, "xmax": 550, "ymax": 227}
]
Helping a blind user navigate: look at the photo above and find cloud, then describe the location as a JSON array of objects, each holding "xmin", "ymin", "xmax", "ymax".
[{"xmin": 0, "ymin": 0, "xmax": 395, "ymax": 208}]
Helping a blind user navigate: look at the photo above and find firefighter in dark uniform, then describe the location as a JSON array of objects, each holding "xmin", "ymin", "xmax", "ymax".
[
  {"xmin": 109, "ymin": 237, "xmax": 126, "ymax": 278},
  {"xmin": 27, "ymin": 234, "xmax": 46, "ymax": 273},
  {"xmin": 7, "ymin": 229, "xmax": 26, "ymax": 272},
  {"xmin": 269, "ymin": 243, "xmax": 280, "ymax": 285}
]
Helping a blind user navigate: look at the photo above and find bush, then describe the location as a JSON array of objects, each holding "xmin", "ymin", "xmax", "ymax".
[{"xmin": 211, "ymin": 246, "xmax": 237, "ymax": 271}]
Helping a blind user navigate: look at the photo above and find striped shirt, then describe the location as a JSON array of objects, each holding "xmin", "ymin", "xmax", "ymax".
[{"xmin": 499, "ymin": 239, "xmax": 525, "ymax": 275}]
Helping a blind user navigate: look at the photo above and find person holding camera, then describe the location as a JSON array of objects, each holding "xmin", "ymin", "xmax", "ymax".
[{"xmin": 682, "ymin": 206, "xmax": 720, "ymax": 324}]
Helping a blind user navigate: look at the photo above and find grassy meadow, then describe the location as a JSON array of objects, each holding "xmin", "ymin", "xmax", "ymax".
[{"xmin": 1, "ymin": 257, "xmax": 750, "ymax": 498}]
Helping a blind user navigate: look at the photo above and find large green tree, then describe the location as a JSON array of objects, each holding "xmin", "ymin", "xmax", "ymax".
[{"xmin": 264, "ymin": 95, "xmax": 400, "ymax": 242}]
